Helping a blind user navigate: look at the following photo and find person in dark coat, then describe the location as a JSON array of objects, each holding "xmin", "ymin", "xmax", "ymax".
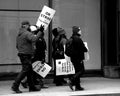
[
  {"xmin": 21, "ymin": 25, "xmax": 48, "ymax": 89},
  {"xmin": 32, "ymin": 25, "xmax": 48, "ymax": 88},
  {"xmin": 52, "ymin": 27, "xmax": 67, "ymax": 86},
  {"xmin": 66, "ymin": 26, "xmax": 88, "ymax": 91},
  {"xmin": 11, "ymin": 21, "xmax": 44, "ymax": 93}
]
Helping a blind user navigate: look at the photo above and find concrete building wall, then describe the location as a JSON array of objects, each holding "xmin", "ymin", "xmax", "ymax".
[
  {"xmin": 0, "ymin": 0, "xmax": 100, "ymax": 73},
  {"xmin": 52, "ymin": 0, "xmax": 101, "ymax": 70},
  {"xmin": 0, "ymin": 0, "xmax": 48, "ymax": 64}
]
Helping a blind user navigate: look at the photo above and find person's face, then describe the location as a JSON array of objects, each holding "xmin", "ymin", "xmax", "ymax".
[
  {"xmin": 25, "ymin": 24, "xmax": 30, "ymax": 29},
  {"xmin": 78, "ymin": 29, "xmax": 81, "ymax": 35}
]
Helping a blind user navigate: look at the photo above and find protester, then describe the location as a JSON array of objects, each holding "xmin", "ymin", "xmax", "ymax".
[
  {"xmin": 52, "ymin": 27, "xmax": 67, "ymax": 86},
  {"xmin": 20, "ymin": 25, "xmax": 48, "ymax": 89},
  {"xmin": 65, "ymin": 26, "xmax": 88, "ymax": 91},
  {"xmin": 31, "ymin": 25, "xmax": 48, "ymax": 88},
  {"xmin": 11, "ymin": 20, "xmax": 44, "ymax": 93}
]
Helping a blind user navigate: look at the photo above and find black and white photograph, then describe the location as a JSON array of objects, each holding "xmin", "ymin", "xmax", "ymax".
[{"xmin": 0, "ymin": 0, "xmax": 120, "ymax": 96}]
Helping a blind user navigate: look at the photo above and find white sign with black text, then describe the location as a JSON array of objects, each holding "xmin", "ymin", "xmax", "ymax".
[
  {"xmin": 36, "ymin": 5, "xmax": 56, "ymax": 30},
  {"xmin": 56, "ymin": 59, "xmax": 75, "ymax": 76},
  {"xmin": 32, "ymin": 61, "xmax": 52, "ymax": 78}
]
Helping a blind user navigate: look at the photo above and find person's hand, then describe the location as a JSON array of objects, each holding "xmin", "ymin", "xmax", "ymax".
[{"xmin": 39, "ymin": 25, "xmax": 44, "ymax": 32}]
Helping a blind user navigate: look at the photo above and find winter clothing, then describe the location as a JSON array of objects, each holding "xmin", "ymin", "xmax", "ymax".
[
  {"xmin": 20, "ymin": 26, "xmax": 47, "ymax": 89},
  {"xmin": 68, "ymin": 26, "xmax": 87, "ymax": 91},
  {"xmin": 21, "ymin": 20, "xmax": 30, "ymax": 26},
  {"xmin": 34, "ymin": 37, "xmax": 46, "ymax": 62},
  {"xmin": 52, "ymin": 27, "xmax": 67, "ymax": 86},
  {"xmin": 72, "ymin": 26, "xmax": 80, "ymax": 35},
  {"xmin": 12, "ymin": 22, "xmax": 44, "ymax": 93},
  {"xmin": 16, "ymin": 27, "xmax": 43, "ymax": 55}
]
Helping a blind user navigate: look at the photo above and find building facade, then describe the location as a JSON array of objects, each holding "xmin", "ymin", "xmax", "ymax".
[{"xmin": 0, "ymin": 0, "xmax": 119, "ymax": 77}]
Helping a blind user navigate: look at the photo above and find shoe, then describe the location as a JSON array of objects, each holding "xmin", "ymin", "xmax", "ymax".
[
  {"xmin": 67, "ymin": 80, "xmax": 74, "ymax": 91},
  {"xmin": 21, "ymin": 82, "xmax": 28, "ymax": 88},
  {"xmin": 29, "ymin": 87, "xmax": 41, "ymax": 92},
  {"xmin": 55, "ymin": 83, "xmax": 63, "ymax": 86},
  {"xmin": 61, "ymin": 80, "xmax": 67, "ymax": 84},
  {"xmin": 11, "ymin": 86, "xmax": 22, "ymax": 93},
  {"xmin": 75, "ymin": 87, "xmax": 84, "ymax": 91},
  {"xmin": 41, "ymin": 85, "xmax": 49, "ymax": 88}
]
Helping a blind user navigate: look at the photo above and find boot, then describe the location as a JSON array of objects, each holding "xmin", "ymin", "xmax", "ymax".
[
  {"xmin": 61, "ymin": 79, "xmax": 67, "ymax": 84},
  {"xmin": 67, "ymin": 80, "xmax": 74, "ymax": 91},
  {"xmin": 29, "ymin": 86, "xmax": 41, "ymax": 92},
  {"xmin": 11, "ymin": 83, "xmax": 22, "ymax": 93},
  {"xmin": 75, "ymin": 85, "xmax": 84, "ymax": 91},
  {"xmin": 55, "ymin": 82, "xmax": 63, "ymax": 86}
]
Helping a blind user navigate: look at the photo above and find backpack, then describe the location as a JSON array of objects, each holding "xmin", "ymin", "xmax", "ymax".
[
  {"xmin": 65, "ymin": 37, "xmax": 73, "ymax": 57},
  {"xmin": 52, "ymin": 37, "xmax": 64, "ymax": 59}
]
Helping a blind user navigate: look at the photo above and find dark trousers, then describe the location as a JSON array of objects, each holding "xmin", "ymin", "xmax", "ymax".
[
  {"xmin": 13, "ymin": 53, "xmax": 35, "ymax": 89},
  {"xmin": 21, "ymin": 53, "xmax": 45, "ymax": 86},
  {"xmin": 69, "ymin": 59, "xmax": 85, "ymax": 88},
  {"xmin": 32, "ymin": 53, "xmax": 45, "ymax": 86},
  {"xmin": 53, "ymin": 59, "xmax": 65, "ymax": 84}
]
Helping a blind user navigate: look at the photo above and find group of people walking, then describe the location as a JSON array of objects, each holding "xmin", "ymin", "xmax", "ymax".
[{"xmin": 11, "ymin": 20, "xmax": 88, "ymax": 93}]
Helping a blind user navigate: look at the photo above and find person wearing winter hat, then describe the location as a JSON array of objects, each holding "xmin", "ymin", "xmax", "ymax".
[
  {"xmin": 21, "ymin": 20, "xmax": 30, "ymax": 26},
  {"xmin": 72, "ymin": 26, "xmax": 81, "ymax": 36},
  {"xmin": 20, "ymin": 25, "xmax": 48, "ymax": 89},
  {"xmin": 52, "ymin": 27, "xmax": 67, "ymax": 86},
  {"xmin": 11, "ymin": 21, "xmax": 44, "ymax": 93},
  {"xmin": 67, "ymin": 26, "xmax": 88, "ymax": 91}
]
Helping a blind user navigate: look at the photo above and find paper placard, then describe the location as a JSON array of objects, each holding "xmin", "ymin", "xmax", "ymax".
[
  {"xmin": 56, "ymin": 59, "xmax": 75, "ymax": 76},
  {"xmin": 84, "ymin": 42, "xmax": 89, "ymax": 50},
  {"xmin": 36, "ymin": 5, "xmax": 56, "ymax": 30},
  {"xmin": 32, "ymin": 61, "xmax": 52, "ymax": 78},
  {"xmin": 84, "ymin": 42, "xmax": 90, "ymax": 61}
]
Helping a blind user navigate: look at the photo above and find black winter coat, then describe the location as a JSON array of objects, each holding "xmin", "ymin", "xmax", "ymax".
[
  {"xmin": 70, "ymin": 35, "xmax": 88, "ymax": 61},
  {"xmin": 52, "ymin": 36, "xmax": 67, "ymax": 59}
]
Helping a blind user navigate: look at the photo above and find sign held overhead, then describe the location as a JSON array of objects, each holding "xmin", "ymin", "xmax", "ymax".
[{"xmin": 36, "ymin": 5, "xmax": 56, "ymax": 30}]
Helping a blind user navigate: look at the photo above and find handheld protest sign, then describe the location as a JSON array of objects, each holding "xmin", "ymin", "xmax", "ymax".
[
  {"xmin": 56, "ymin": 59, "xmax": 75, "ymax": 76},
  {"xmin": 84, "ymin": 42, "xmax": 90, "ymax": 61},
  {"xmin": 32, "ymin": 61, "xmax": 52, "ymax": 78},
  {"xmin": 84, "ymin": 42, "xmax": 89, "ymax": 51},
  {"xmin": 36, "ymin": 5, "xmax": 56, "ymax": 30}
]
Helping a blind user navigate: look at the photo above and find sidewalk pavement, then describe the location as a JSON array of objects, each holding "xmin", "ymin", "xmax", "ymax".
[{"xmin": 0, "ymin": 77, "xmax": 120, "ymax": 96}]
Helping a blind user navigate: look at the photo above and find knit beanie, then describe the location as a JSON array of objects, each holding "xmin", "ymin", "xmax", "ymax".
[{"xmin": 72, "ymin": 26, "xmax": 80, "ymax": 35}]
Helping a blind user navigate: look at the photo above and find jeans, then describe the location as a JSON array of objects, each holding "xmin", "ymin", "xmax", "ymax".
[{"xmin": 13, "ymin": 53, "xmax": 35, "ymax": 89}]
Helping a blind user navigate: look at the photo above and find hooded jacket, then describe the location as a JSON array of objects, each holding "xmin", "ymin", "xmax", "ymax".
[{"xmin": 16, "ymin": 27, "xmax": 42, "ymax": 55}]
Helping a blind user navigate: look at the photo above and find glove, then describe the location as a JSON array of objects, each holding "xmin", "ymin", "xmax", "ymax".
[
  {"xmin": 41, "ymin": 59, "xmax": 45, "ymax": 64},
  {"xmin": 38, "ymin": 25, "xmax": 44, "ymax": 32}
]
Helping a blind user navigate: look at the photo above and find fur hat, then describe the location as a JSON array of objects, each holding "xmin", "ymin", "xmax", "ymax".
[
  {"xmin": 72, "ymin": 26, "xmax": 80, "ymax": 35},
  {"xmin": 52, "ymin": 27, "xmax": 66, "ymax": 37},
  {"xmin": 21, "ymin": 20, "xmax": 30, "ymax": 26}
]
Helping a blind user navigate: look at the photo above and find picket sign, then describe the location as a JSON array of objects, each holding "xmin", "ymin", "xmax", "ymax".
[
  {"xmin": 84, "ymin": 42, "xmax": 90, "ymax": 61},
  {"xmin": 32, "ymin": 61, "xmax": 52, "ymax": 78},
  {"xmin": 56, "ymin": 58, "xmax": 75, "ymax": 76},
  {"xmin": 36, "ymin": 5, "xmax": 56, "ymax": 30},
  {"xmin": 84, "ymin": 42, "xmax": 89, "ymax": 51}
]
